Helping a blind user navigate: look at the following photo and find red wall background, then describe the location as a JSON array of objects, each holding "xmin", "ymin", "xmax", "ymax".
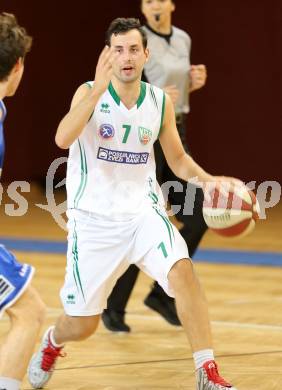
[{"xmin": 1, "ymin": 0, "xmax": 281, "ymax": 184}]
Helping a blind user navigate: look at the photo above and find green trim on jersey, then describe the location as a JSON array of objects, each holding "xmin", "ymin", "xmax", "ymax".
[
  {"xmin": 72, "ymin": 220, "xmax": 86, "ymax": 302},
  {"xmin": 148, "ymin": 177, "xmax": 159, "ymax": 204},
  {"xmin": 74, "ymin": 140, "xmax": 88, "ymax": 208},
  {"xmin": 149, "ymin": 191, "xmax": 158, "ymax": 204},
  {"xmin": 158, "ymin": 92, "xmax": 166, "ymax": 138},
  {"xmin": 84, "ymin": 82, "xmax": 94, "ymax": 120},
  {"xmin": 136, "ymin": 82, "xmax": 147, "ymax": 109},
  {"xmin": 149, "ymin": 85, "xmax": 158, "ymax": 109},
  {"xmin": 108, "ymin": 81, "xmax": 147, "ymax": 109},
  {"xmin": 108, "ymin": 82, "xmax": 121, "ymax": 105}
]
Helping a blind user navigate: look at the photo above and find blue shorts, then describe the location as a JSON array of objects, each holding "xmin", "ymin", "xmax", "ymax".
[{"xmin": 0, "ymin": 244, "xmax": 34, "ymax": 318}]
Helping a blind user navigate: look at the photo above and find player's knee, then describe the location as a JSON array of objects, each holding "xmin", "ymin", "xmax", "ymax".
[
  {"xmin": 29, "ymin": 291, "xmax": 46, "ymax": 326},
  {"xmin": 168, "ymin": 258, "xmax": 195, "ymax": 291},
  {"xmin": 8, "ymin": 286, "xmax": 46, "ymax": 325},
  {"xmin": 24, "ymin": 287, "xmax": 46, "ymax": 323},
  {"xmin": 66, "ymin": 316, "xmax": 99, "ymax": 341}
]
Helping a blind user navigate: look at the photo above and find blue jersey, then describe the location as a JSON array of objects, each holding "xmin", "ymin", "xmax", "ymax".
[
  {"xmin": 0, "ymin": 99, "xmax": 34, "ymax": 316},
  {"xmin": 0, "ymin": 245, "xmax": 34, "ymax": 316},
  {"xmin": 0, "ymin": 100, "xmax": 7, "ymax": 177}
]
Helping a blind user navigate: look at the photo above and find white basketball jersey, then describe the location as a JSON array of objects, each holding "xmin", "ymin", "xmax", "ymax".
[{"xmin": 66, "ymin": 81, "xmax": 166, "ymax": 221}]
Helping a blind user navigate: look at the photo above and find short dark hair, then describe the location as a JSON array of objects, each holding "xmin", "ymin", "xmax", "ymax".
[
  {"xmin": 105, "ymin": 18, "xmax": 147, "ymax": 49},
  {"xmin": 0, "ymin": 12, "xmax": 32, "ymax": 81},
  {"xmin": 140, "ymin": 0, "xmax": 175, "ymax": 5}
]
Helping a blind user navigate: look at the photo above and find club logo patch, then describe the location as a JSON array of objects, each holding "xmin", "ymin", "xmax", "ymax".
[
  {"xmin": 138, "ymin": 126, "xmax": 152, "ymax": 145},
  {"xmin": 99, "ymin": 124, "xmax": 115, "ymax": 139}
]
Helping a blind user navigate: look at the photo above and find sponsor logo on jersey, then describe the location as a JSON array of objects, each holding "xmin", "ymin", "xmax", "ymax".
[
  {"xmin": 138, "ymin": 126, "xmax": 152, "ymax": 145},
  {"xmin": 99, "ymin": 124, "xmax": 115, "ymax": 139},
  {"xmin": 19, "ymin": 263, "xmax": 29, "ymax": 277},
  {"xmin": 0, "ymin": 275, "xmax": 15, "ymax": 306},
  {"xmin": 66, "ymin": 294, "xmax": 76, "ymax": 304},
  {"xmin": 97, "ymin": 147, "xmax": 149, "ymax": 165},
  {"xmin": 100, "ymin": 102, "xmax": 110, "ymax": 114}
]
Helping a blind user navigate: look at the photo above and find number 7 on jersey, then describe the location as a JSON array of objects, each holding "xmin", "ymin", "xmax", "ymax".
[{"xmin": 122, "ymin": 124, "xmax": 131, "ymax": 143}]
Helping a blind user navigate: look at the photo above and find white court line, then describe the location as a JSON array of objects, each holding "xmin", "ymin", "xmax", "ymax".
[
  {"xmin": 126, "ymin": 314, "xmax": 282, "ymax": 332},
  {"xmin": 37, "ymin": 307, "xmax": 282, "ymax": 332},
  {"xmin": 2, "ymin": 307, "xmax": 282, "ymax": 332},
  {"xmin": 212, "ymin": 320, "xmax": 282, "ymax": 331},
  {"xmin": 48, "ymin": 309, "xmax": 282, "ymax": 331},
  {"xmin": 227, "ymin": 297, "xmax": 282, "ymax": 305}
]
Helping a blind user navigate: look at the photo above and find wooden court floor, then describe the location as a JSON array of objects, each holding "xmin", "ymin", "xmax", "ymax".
[{"xmin": 0, "ymin": 184, "xmax": 282, "ymax": 390}]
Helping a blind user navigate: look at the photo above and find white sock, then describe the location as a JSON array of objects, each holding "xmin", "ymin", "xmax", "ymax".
[
  {"xmin": 0, "ymin": 377, "xmax": 21, "ymax": 390},
  {"xmin": 49, "ymin": 327, "xmax": 64, "ymax": 348},
  {"xmin": 193, "ymin": 349, "xmax": 215, "ymax": 370}
]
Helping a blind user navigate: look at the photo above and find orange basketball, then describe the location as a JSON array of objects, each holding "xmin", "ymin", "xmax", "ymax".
[{"xmin": 203, "ymin": 186, "xmax": 260, "ymax": 237}]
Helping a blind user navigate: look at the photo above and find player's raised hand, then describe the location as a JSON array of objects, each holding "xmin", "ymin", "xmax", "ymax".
[{"xmin": 93, "ymin": 46, "xmax": 117, "ymax": 95}]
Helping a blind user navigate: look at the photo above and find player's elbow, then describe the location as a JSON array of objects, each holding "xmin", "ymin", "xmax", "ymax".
[
  {"xmin": 166, "ymin": 160, "xmax": 181, "ymax": 180},
  {"xmin": 167, "ymin": 153, "xmax": 185, "ymax": 175},
  {"xmin": 55, "ymin": 133, "xmax": 70, "ymax": 149}
]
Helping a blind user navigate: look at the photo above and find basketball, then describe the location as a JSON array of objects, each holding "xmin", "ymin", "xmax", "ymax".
[{"xmin": 203, "ymin": 185, "xmax": 260, "ymax": 237}]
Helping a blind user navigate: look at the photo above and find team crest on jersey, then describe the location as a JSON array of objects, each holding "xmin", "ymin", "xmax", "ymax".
[
  {"xmin": 138, "ymin": 126, "xmax": 152, "ymax": 145},
  {"xmin": 99, "ymin": 124, "xmax": 115, "ymax": 139}
]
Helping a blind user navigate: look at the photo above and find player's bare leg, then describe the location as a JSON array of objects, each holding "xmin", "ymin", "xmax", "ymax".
[
  {"xmin": 0, "ymin": 286, "xmax": 45, "ymax": 380},
  {"xmin": 168, "ymin": 259, "xmax": 212, "ymax": 351},
  {"xmin": 53, "ymin": 314, "xmax": 100, "ymax": 344},
  {"xmin": 28, "ymin": 314, "xmax": 99, "ymax": 389},
  {"xmin": 168, "ymin": 259, "xmax": 237, "ymax": 389}
]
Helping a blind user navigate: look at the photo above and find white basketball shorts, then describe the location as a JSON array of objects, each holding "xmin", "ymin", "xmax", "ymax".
[{"xmin": 60, "ymin": 206, "xmax": 189, "ymax": 316}]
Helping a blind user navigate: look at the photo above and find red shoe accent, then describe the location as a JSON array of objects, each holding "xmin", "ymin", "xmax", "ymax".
[
  {"xmin": 203, "ymin": 360, "xmax": 232, "ymax": 387},
  {"xmin": 41, "ymin": 333, "xmax": 65, "ymax": 372}
]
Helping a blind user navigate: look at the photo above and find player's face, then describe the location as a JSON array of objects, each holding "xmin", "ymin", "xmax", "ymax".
[
  {"xmin": 6, "ymin": 58, "xmax": 24, "ymax": 96},
  {"xmin": 141, "ymin": 0, "xmax": 175, "ymax": 25},
  {"xmin": 110, "ymin": 29, "xmax": 149, "ymax": 83}
]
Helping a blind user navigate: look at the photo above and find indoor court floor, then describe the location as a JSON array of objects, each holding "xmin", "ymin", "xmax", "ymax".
[{"xmin": 0, "ymin": 184, "xmax": 281, "ymax": 390}]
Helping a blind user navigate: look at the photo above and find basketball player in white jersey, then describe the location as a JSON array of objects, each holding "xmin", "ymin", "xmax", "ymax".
[
  {"xmin": 28, "ymin": 18, "xmax": 238, "ymax": 390},
  {"xmin": 103, "ymin": 0, "xmax": 209, "ymax": 331}
]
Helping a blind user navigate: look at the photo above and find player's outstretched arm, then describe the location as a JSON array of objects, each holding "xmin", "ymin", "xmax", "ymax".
[
  {"xmin": 55, "ymin": 46, "xmax": 117, "ymax": 149},
  {"xmin": 159, "ymin": 95, "xmax": 243, "ymax": 194},
  {"xmin": 159, "ymin": 94, "xmax": 212, "ymax": 185}
]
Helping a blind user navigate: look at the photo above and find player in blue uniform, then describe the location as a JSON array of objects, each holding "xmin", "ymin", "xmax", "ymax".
[{"xmin": 0, "ymin": 12, "xmax": 45, "ymax": 390}]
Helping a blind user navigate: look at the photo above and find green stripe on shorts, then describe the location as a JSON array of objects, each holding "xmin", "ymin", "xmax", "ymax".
[
  {"xmin": 153, "ymin": 206, "xmax": 174, "ymax": 248},
  {"xmin": 72, "ymin": 219, "xmax": 86, "ymax": 302}
]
